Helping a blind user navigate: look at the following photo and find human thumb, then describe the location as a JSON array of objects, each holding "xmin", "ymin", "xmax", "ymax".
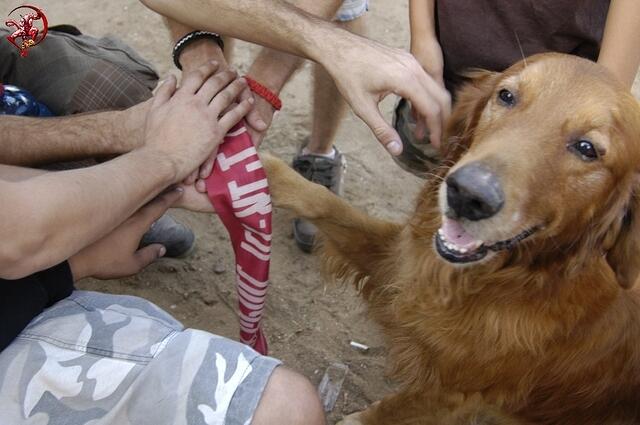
[
  {"xmin": 357, "ymin": 100, "xmax": 403, "ymax": 156},
  {"xmin": 133, "ymin": 244, "xmax": 166, "ymax": 272}
]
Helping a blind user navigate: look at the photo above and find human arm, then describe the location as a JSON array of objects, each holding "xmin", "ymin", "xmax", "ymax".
[
  {"xmin": 167, "ymin": 0, "xmax": 343, "ymax": 103},
  {"xmin": 409, "ymin": 0, "xmax": 444, "ymax": 87},
  {"xmin": 0, "ymin": 149, "xmax": 174, "ymax": 279},
  {"xmin": 166, "ymin": 19, "xmax": 268, "ymax": 139},
  {"xmin": 241, "ymin": 51, "xmax": 302, "ymax": 146},
  {"xmin": 141, "ymin": 0, "xmax": 451, "ymax": 151},
  {"xmin": 165, "ymin": 0, "xmax": 343, "ymax": 181},
  {"xmin": 0, "ymin": 189, "xmax": 182, "ymax": 353},
  {"xmin": 67, "ymin": 188, "xmax": 183, "ymax": 281},
  {"xmin": 0, "ymin": 100, "xmax": 149, "ymax": 166},
  {"xmin": 165, "ymin": 18, "xmax": 268, "ymax": 180},
  {"xmin": 243, "ymin": 0, "xmax": 345, "ymax": 145},
  {"xmin": 0, "ymin": 64, "xmax": 254, "ymax": 279},
  {"xmin": 598, "ymin": 0, "xmax": 640, "ymax": 90}
]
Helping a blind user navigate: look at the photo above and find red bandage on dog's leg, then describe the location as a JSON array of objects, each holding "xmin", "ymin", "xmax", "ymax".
[{"xmin": 205, "ymin": 123, "xmax": 272, "ymax": 355}]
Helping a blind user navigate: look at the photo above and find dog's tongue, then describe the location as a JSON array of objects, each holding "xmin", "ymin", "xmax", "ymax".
[{"xmin": 441, "ymin": 217, "xmax": 482, "ymax": 250}]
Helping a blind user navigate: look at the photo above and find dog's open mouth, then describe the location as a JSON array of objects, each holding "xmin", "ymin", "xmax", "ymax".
[{"xmin": 435, "ymin": 217, "xmax": 538, "ymax": 264}]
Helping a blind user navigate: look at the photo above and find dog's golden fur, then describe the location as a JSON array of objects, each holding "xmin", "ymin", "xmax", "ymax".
[{"xmin": 263, "ymin": 53, "xmax": 640, "ymax": 424}]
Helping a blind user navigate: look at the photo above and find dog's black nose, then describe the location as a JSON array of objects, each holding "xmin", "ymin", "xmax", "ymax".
[{"xmin": 446, "ymin": 163, "xmax": 504, "ymax": 221}]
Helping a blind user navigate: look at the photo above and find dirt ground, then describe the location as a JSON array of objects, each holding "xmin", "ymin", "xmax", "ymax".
[{"xmin": 4, "ymin": 0, "xmax": 640, "ymax": 423}]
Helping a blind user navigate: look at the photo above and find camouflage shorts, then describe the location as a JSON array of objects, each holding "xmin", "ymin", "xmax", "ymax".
[
  {"xmin": 0, "ymin": 291, "xmax": 281, "ymax": 425},
  {"xmin": 335, "ymin": 0, "xmax": 369, "ymax": 21}
]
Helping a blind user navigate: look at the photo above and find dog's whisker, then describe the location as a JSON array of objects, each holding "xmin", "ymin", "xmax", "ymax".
[
  {"xmin": 514, "ymin": 30, "xmax": 527, "ymax": 68},
  {"xmin": 423, "ymin": 173, "xmax": 445, "ymax": 183}
]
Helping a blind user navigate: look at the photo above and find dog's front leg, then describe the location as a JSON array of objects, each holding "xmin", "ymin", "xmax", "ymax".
[{"xmin": 262, "ymin": 153, "xmax": 402, "ymax": 284}]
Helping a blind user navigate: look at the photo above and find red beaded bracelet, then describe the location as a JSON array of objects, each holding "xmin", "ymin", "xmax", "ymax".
[{"xmin": 244, "ymin": 76, "xmax": 282, "ymax": 111}]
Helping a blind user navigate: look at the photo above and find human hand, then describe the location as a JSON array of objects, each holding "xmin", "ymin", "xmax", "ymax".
[
  {"xmin": 177, "ymin": 41, "xmax": 269, "ymax": 182},
  {"xmin": 143, "ymin": 62, "xmax": 255, "ymax": 183},
  {"xmin": 187, "ymin": 97, "xmax": 271, "ymax": 193},
  {"xmin": 240, "ymin": 46, "xmax": 307, "ymax": 150},
  {"xmin": 174, "ymin": 182, "xmax": 216, "ymax": 213},
  {"xmin": 321, "ymin": 34, "xmax": 451, "ymax": 152},
  {"xmin": 410, "ymin": 38, "xmax": 450, "ymax": 142},
  {"xmin": 190, "ymin": 91, "xmax": 272, "ymax": 183},
  {"xmin": 244, "ymin": 95, "xmax": 275, "ymax": 147},
  {"xmin": 68, "ymin": 188, "xmax": 183, "ymax": 281}
]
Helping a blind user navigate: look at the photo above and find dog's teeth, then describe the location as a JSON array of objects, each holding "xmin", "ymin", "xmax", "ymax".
[{"xmin": 446, "ymin": 242, "xmax": 467, "ymax": 254}]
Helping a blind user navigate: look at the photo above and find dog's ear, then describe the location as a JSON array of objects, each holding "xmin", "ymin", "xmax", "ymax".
[
  {"xmin": 606, "ymin": 183, "xmax": 640, "ymax": 289},
  {"xmin": 442, "ymin": 70, "xmax": 499, "ymax": 161},
  {"xmin": 604, "ymin": 96, "xmax": 640, "ymax": 290}
]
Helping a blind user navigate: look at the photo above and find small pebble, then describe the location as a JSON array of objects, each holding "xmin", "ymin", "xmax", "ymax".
[
  {"xmin": 214, "ymin": 262, "xmax": 227, "ymax": 274},
  {"xmin": 158, "ymin": 265, "xmax": 177, "ymax": 274}
]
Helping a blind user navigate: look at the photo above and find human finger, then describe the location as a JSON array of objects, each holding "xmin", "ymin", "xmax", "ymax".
[
  {"xmin": 354, "ymin": 97, "xmax": 403, "ymax": 156},
  {"xmin": 184, "ymin": 169, "xmax": 199, "ymax": 186},
  {"xmin": 196, "ymin": 69, "xmax": 238, "ymax": 104},
  {"xmin": 217, "ymin": 97, "xmax": 254, "ymax": 133},
  {"xmin": 195, "ymin": 179, "xmax": 207, "ymax": 193},
  {"xmin": 209, "ymin": 78, "xmax": 249, "ymax": 116},
  {"xmin": 178, "ymin": 61, "xmax": 220, "ymax": 95},
  {"xmin": 414, "ymin": 117, "xmax": 426, "ymax": 141},
  {"xmin": 241, "ymin": 87, "xmax": 268, "ymax": 133},
  {"xmin": 410, "ymin": 74, "xmax": 451, "ymax": 148},
  {"xmin": 246, "ymin": 125, "xmax": 265, "ymax": 146},
  {"xmin": 199, "ymin": 156, "xmax": 216, "ymax": 180},
  {"xmin": 132, "ymin": 243, "xmax": 166, "ymax": 272},
  {"xmin": 151, "ymin": 75, "xmax": 177, "ymax": 108}
]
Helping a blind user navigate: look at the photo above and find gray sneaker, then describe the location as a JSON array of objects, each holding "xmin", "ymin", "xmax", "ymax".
[
  {"xmin": 140, "ymin": 214, "xmax": 196, "ymax": 258},
  {"xmin": 291, "ymin": 147, "xmax": 345, "ymax": 253}
]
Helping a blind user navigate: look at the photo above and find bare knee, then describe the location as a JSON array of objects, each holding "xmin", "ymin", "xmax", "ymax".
[{"xmin": 251, "ymin": 367, "xmax": 325, "ymax": 425}]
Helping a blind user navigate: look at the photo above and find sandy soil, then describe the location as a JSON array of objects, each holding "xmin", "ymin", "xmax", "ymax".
[{"xmin": 3, "ymin": 0, "xmax": 639, "ymax": 423}]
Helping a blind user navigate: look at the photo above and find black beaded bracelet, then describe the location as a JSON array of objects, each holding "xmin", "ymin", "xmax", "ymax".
[{"xmin": 172, "ymin": 31, "xmax": 225, "ymax": 71}]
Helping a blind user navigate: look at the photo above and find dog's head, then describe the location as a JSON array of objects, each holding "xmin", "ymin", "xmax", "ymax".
[{"xmin": 434, "ymin": 53, "xmax": 640, "ymax": 288}]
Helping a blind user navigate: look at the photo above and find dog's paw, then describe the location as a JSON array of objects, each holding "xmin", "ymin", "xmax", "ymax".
[
  {"xmin": 261, "ymin": 152, "xmax": 305, "ymax": 209},
  {"xmin": 336, "ymin": 410, "xmax": 365, "ymax": 425},
  {"xmin": 261, "ymin": 152, "xmax": 328, "ymax": 216}
]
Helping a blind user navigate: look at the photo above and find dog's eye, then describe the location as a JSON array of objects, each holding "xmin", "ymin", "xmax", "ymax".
[
  {"xmin": 570, "ymin": 140, "xmax": 599, "ymax": 161},
  {"xmin": 497, "ymin": 89, "xmax": 516, "ymax": 107}
]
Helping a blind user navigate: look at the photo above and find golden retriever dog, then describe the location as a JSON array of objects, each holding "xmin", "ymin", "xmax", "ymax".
[{"xmin": 263, "ymin": 53, "xmax": 640, "ymax": 424}]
